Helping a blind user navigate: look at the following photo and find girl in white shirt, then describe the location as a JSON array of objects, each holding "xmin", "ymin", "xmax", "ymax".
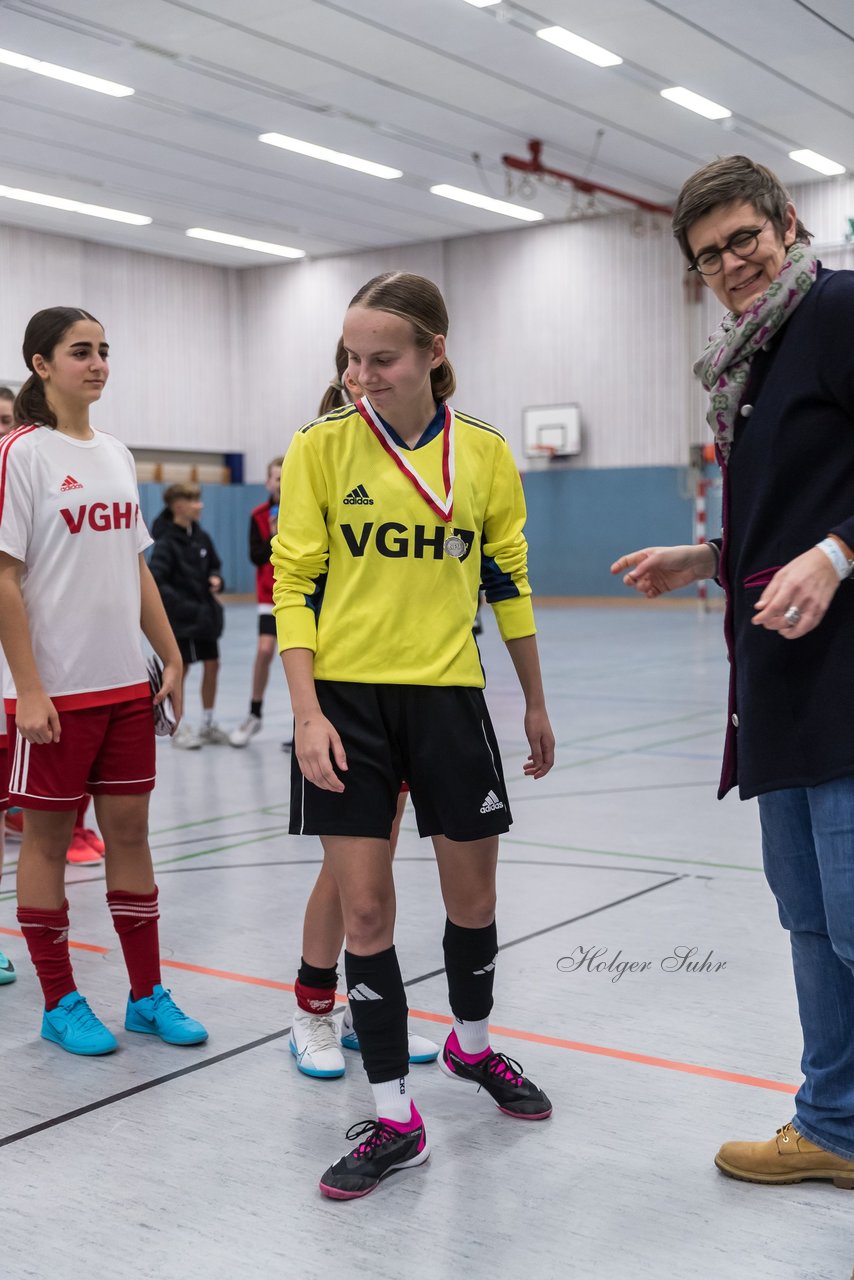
[{"xmin": 0, "ymin": 306, "xmax": 207, "ymax": 1055}]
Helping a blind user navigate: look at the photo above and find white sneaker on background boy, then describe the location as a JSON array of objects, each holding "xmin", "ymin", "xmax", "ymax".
[
  {"xmin": 172, "ymin": 723, "xmax": 202, "ymax": 750},
  {"xmin": 230, "ymin": 713, "xmax": 262, "ymax": 747}
]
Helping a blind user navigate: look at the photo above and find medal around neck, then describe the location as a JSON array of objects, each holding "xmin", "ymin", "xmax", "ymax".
[
  {"xmin": 357, "ymin": 395, "xmax": 455, "ymax": 523},
  {"xmin": 443, "ymin": 534, "xmax": 466, "ymax": 559}
]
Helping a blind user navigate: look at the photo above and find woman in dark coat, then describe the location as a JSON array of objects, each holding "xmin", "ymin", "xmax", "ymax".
[{"xmin": 613, "ymin": 155, "xmax": 854, "ymax": 1191}]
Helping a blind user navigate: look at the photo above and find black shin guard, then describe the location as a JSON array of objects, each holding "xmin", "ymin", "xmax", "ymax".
[
  {"xmin": 344, "ymin": 946, "xmax": 409, "ymax": 1084},
  {"xmin": 443, "ymin": 918, "xmax": 498, "ymax": 1021}
]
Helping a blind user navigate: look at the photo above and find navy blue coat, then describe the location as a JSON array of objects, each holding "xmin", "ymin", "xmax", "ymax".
[{"xmin": 717, "ymin": 266, "xmax": 854, "ymax": 799}]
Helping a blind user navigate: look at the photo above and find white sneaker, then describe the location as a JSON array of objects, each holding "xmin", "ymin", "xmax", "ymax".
[
  {"xmin": 172, "ymin": 723, "xmax": 202, "ymax": 750},
  {"xmin": 340, "ymin": 1004, "xmax": 439, "ymax": 1064},
  {"xmin": 229, "ymin": 714, "xmax": 262, "ymax": 748},
  {"xmin": 289, "ymin": 1009, "xmax": 345, "ymax": 1078},
  {"xmin": 198, "ymin": 722, "xmax": 230, "ymax": 745}
]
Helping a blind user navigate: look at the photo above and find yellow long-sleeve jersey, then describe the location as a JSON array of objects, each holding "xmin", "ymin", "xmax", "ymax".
[{"xmin": 272, "ymin": 402, "xmax": 535, "ymax": 687}]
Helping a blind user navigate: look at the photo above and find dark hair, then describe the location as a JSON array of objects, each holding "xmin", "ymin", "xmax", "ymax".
[
  {"xmin": 267, "ymin": 455, "xmax": 284, "ymax": 475},
  {"xmin": 0, "ymin": 386, "xmax": 14, "ymax": 402},
  {"xmin": 348, "ymin": 272, "xmax": 456, "ymax": 400},
  {"xmin": 672, "ymin": 156, "xmax": 812, "ymax": 262},
  {"xmin": 163, "ymin": 482, "xmax": 201, "ymax": 507},
  {"xmin": 317, "ymin": 336, "xmax": 350, "ymax": 416},
  {"xmin": 15, "ymin": 307, "xmax": 102, "ymax": 429}
]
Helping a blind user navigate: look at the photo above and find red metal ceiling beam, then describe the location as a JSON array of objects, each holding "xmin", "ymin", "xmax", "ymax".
[{"xmin": 501, "ymin": 140, "xmax": 673, "ymax": 218}]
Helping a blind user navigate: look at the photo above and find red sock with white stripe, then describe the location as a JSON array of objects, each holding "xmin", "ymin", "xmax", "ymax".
[
  {"xmin": 107, "ymin": 887, "xmax": 161, "ymax": 1001},
  {"xmin": 17, "ymin": 899, "xmax": 75, "ymax": 1010}
]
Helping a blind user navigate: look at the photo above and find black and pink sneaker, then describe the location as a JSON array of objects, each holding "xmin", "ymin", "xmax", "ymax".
[
  {"xmin": 319, "ymin": 1103, "xmax": 429, "ymax": 1200},
  {"xmin": 440, "ymin": 1030, "xmax": 553, "ymax": 1120}
]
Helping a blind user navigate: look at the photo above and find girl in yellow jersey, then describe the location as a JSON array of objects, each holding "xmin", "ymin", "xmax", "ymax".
[
  {"xmin": 273, "ymin": 273, "xmax": 555, "ymax": 1199},
  {"xmin": 287, "ymin": 339, "xmax": 438, "ymax": 1081}
]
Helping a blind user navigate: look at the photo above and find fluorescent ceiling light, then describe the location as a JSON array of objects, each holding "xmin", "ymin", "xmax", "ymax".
[
  {"xmin": 462, "ymin": 1, "xmax": 501, "ymax": 7},
  {"xmin": 258, "ymin": 133, "xmax": 402, "ymax": 180},
  {"xmin": 430, "ymin": 184, "xmax": 544, "ymax": 222},
  {"xmin": 186, "ymin": 228, "xmax": 305, "ymax": 258},
  {"xmin": 0, "ymin": 185, "xmax": 150, "ymax": 224},
  {"xmin": 0, "ymin": 46, "xmax": 133, "ymax": 96},
  {"xmin": 536, "ymin": 26, "xmax": 622, "ymax": 68},
  {"xmin": 660, "ymin": 86, "xmax": 731, "ymax": 120},
  {"xmin": 789, "ymin": 148, "xmax": 845, "ymax": 176}
]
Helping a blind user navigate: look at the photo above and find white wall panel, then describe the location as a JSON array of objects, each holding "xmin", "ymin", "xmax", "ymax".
[{"xmin": 0, "ymin": 224, "xmax": 238, "ymax": 453}]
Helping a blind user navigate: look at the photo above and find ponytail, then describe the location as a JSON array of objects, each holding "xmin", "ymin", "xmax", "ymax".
[
  {"xmin": 430, "ymin": 357, "xmax": 456, "ymax": 401},
  {"xmin": 317, "ymin": 380, "xmax": 349, "ymax": 417},
  {"xmin": 14, "ymin": 372, "xmax": 55, "ymax": 428}
]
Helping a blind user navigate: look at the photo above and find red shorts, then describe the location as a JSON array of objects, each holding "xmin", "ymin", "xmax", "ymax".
[
  {"xmin": 0, "ymin": 741, "xmax": 9, "ymax": 810},
  {"xmin": 7, "ymin": 697, "xmax": 156, "ymax": 812}
]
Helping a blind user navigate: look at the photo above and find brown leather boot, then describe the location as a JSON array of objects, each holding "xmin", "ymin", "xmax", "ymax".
[{"xmin": 715, "ymin": 1123, "xmax": 854, "ymax": 1188}]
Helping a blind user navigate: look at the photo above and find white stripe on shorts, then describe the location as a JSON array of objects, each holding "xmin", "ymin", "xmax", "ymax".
[
  {"xmin": 12, "ymin": 731, "xmax": 30, "ymax": 795},
  {"xmin": 480, "ymin": 719, "xmax": 501, "ymax": 787}
]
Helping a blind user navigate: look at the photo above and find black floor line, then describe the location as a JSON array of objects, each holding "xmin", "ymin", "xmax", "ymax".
[
  {"xmin": 0, "ymin": 1026, "xmax": 291, "ymax": 1149},
  {"xmin": 1, "ymin": 872, "xmax": 682, "ymax": 1149}
]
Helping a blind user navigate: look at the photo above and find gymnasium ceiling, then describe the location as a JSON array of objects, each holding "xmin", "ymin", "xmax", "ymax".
[{"xmin": 0, "ymin": 0, "xmax": 851, "ymax": 266}]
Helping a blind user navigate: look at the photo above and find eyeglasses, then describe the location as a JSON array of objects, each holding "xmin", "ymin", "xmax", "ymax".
[{"xmin": 689, "ymin": 220, "xmax": 770, "ymax": 276}]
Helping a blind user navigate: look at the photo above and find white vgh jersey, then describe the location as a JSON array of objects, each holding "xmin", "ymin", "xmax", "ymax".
[{"xmin": 0, "ymin": 425, "xmax": 152, "ymax": 710}]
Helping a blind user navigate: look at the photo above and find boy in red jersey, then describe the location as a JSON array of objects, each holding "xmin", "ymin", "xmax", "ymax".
[{"xmin": 230, "ymin": 457, "xmax": 289, "ymax": 748}]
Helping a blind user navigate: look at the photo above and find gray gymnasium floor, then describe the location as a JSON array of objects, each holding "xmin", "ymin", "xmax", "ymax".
[{"xmin": 1, "ymin": 603, "xmax": 851, "ymax": 1280}]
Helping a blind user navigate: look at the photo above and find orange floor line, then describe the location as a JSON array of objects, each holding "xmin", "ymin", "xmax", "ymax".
[{"xmin": 0, "ymin": 925, "xmax": 798, "ymax": 1096}]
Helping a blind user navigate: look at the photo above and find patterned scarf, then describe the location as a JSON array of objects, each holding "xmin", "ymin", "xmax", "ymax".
[{"xmin": 693, "ymin": 243, "xmax": 818, "ymax": 461}]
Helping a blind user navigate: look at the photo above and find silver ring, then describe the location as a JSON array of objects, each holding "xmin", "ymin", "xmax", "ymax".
[{"xmin": 784, "ymin": 605, "xmax": 801, "ymax": 626}]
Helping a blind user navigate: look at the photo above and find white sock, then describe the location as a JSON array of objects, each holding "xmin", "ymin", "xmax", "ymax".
[
  {"xmin": 202, "ymin": 709, "xmax": 213, "ymax": 728},
  {"xmin": 453, "ymin": 1016, "xmax": 490, "ymax": 1056},
  {"xmin": 371, "ymin": 1077, "xmax": 412, "ymax": 1124}
]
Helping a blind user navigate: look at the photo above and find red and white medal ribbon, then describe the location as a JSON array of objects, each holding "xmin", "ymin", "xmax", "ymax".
[{"xmin": 357, "ymin": 395, "xmax": 455, "ymax": 524}]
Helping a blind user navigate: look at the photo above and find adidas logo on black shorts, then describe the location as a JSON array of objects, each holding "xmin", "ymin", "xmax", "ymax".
[
  {"xmin": 479, "ymin": 790, "xmax": 505, "ymax": 814},
  {"xmin": 343, "ymin": 484, "xmax": 373, "ymax": 505}
]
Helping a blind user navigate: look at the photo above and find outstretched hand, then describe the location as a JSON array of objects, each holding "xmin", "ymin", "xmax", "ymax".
[{"xmin": 610, "ymin": 544, "xmax": 715, "ymax": 598}]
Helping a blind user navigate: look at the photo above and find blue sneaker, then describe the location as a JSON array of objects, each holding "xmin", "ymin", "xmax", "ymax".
[
  {"xmin": 0, "ymin": 950, "xmax": 16, "ymax": 985},
  {"xmin": 125, "ymin": 985, "xmax": 208, "ymax": 1045},
  {"xmin": 41, "ymin": 991, "xmax": 118, "ymax": 1055},
  {"xmin": 340, "ymin": 1005, "xmax": 439, "ymax": 1064}
]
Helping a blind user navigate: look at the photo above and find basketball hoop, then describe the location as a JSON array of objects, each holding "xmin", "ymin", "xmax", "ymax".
[{"xmin": 526, "ymin": 444, "xmax": 558, "ymax": 463}]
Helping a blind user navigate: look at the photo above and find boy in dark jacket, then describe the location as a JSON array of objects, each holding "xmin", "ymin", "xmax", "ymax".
[{"xmin": 150, "ymin": 483, "xmax": 227, "ymax": 748}]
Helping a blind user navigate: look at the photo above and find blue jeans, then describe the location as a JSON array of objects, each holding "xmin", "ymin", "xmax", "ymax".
[{"xmin": 759, "ymin": 778, "xmax": 854, "ymax": 1160}]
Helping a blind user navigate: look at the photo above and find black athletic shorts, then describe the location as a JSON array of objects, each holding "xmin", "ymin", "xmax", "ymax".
[
  {"xmin": 258, "ymin": 613, "xmax": 277, "ymax": 638},
  {"xmin": 289, "ymin": 682, "xmax": 512, "ymax": 842},
  {"xmin": 178, "ymin": 637, "xmax": 219, "ymax": 665}
]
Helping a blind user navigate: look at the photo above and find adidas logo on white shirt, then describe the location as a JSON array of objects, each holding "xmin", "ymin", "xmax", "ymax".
[
  {"xmin": 343, "ymin": 484, "xmax": 373, "ymax": 505},
  {"xmin": 60, "ymin": 474, "xmax": 83, "ymax": 492},
  {"xmin": 479, "ymin": 791, "xmax": 505, "ymax": 814},
  {"xmin": 348, "ymin": 984, "xmax": 382, "ymax": 1001}
]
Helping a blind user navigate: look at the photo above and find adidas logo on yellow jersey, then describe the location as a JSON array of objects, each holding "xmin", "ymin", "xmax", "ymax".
[{"xmin": 343, "ymin": 484, "xmax": 373, "ymax": 505}]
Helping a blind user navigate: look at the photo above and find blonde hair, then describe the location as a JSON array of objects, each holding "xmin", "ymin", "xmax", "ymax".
[{"xmin": 348, "ymin": 272, "xmax": 456, "ymax": 400}]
